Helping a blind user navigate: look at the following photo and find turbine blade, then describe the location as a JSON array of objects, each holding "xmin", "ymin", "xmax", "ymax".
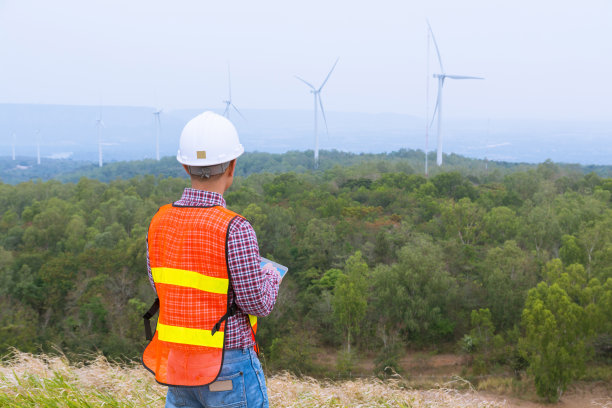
[
  {"xmin": 223, "ymin": 102, "xmax": 230, "ymax": 117},
  {"xmin": 430, "ymin": 97, "xmax": 439, "ymax": 128},
  {"xmin": 318, "ymin": 57, "xmax": 339, "ymax": 91},
  {"xmin": 232, "ymin": 104, "xmax": 245, "ymax": 120},
  {"xmin": 445, "ymin": 75, "xmax": 484, "ymax": 80},
  {"xmin": 430, "ymin": 79, "xmax": 444, "ymax": 128},
  {"xmin": 318, "ymin": 94, "xmax": 329, "ymax": 133},
  {"xmin": 295, "ymin": 75, "xmax": 316, "ymax": 90},
  {"xmin": 426, "ymin": 20, "xmax": 445, "ymax": 73}
]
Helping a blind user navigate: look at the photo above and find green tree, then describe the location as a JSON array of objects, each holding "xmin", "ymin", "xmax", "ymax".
[
  {"xmin": 578, "ymin": 217, "xmax": 612, "ymax": 279},
  {"xmin": 482, "ymin": 206, "xmax": 518, "ymax": 244},
  {"xmin": 431, "ymin": 172, "xmax": 477, "ymax": 200},
  {"xmin": 0, "ymin": 296, "xmax": 39, "ymax": 353},
  {"xmin": 441, "ymin": 197, "xmax": 484, "ymax": 245},
  {"xmin": 520, "ymin": 200, "xmax": 561, "ymax": 255},
  {"xmin": 519, "ymin": 282, "xmax": 588, "ymax": 402},
  {"xmin": 481, "ymin": 241, "xmax": 537, "ymax": 329},
  {"xmin": 469, "ymin": 308, "xmax": 495, "ymax": 355},
  {"xmin": 333, "ymin": 251, "xmax": 368, "ymax": 354},
  {"xmin": 559, "ymin": 235, "xmax": 585, "ymax": 266},
  {"xmin": 301, "ymin": 218, "xmax": 336, "ymax": 271},
  {"xmin": 371, "ymin": 234, "xmax": 456, "ymax": 344}
]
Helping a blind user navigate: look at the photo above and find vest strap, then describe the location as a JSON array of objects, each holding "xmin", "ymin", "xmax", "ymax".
[
  {"xmin": 143, "ymin": 298, "xmax": 160, "ymax": 341},
  {"xmin": 211, "ymin": 301, "xmax": 238, "ymax": 335}
]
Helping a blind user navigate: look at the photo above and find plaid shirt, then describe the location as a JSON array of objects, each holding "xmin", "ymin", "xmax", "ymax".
[{"xmin": 147, "ymin": 188, "xmax": 280, "ymax": 348}]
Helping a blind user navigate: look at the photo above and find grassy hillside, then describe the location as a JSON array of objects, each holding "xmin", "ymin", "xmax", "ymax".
[
  {"xmin": 0, "ymin": 351, "xmax": 506, "ymax": 408},
  {"xmin": 1, "ymin": 151, "xmax": 611, "ymax": 403},
  {"xmin": 2, "ymin": 351, "xmax": 610, "ymax": 407}
]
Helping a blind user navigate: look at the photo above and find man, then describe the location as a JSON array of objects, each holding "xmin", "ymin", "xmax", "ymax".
[{"xmin": 142, "ymin": 111, "xmax": 280, "ymax": 408}]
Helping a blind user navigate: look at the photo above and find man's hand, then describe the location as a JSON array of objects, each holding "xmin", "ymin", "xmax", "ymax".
[{"xmin": 262, "ymin": 263, "xmax": 280, "ymax": 279}]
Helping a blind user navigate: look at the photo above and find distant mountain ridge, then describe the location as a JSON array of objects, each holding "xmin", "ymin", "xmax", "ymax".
[{"xmin": 0, "ymin": 103, "xmax": 610, "ymax": 165}]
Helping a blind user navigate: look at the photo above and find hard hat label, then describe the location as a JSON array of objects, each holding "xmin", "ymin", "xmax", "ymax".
[{"xmin": 197, "ymin": 151, "xmax": 207, "ymax": 159}]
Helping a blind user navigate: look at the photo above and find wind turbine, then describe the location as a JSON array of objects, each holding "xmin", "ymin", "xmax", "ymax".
[
  {"xmin": 222, "ymin": 64, "xmax": 244, "ymax": 120},
  {"xmin": 425, "ymin": 27, "xmax": 431, "ymax": 177},
  {"xmin": 153, "ymin": 108, "xmax": 162, "ymax": 161},
  {"xmin": 295, "ymin": 57, "xmax": 339, "ymax": 169},
  {"xmin": 12, "ymin": 133, "xmax": 16, "ymax": 160},
  {"xmin": 427, "ymin": 21, "xmax": 483, "ymax": 166},
  {"xmin": 96, "ymin": 113, "xmax": 105, "ymax": 167}
]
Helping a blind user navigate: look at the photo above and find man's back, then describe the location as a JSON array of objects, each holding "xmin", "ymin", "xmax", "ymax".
[{"xmin": 142, "ymin": 111, "xmax": 281, "ymax": 407}]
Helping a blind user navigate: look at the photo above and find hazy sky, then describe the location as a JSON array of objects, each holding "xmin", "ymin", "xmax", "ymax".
[{"xmin": 1, "ymin": 0, "xmax": 610, "ymax": 121}]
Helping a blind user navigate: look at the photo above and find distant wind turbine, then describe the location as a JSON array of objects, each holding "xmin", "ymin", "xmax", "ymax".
[
  {"xmin": 222, "ymin": 64, "xmax": 244, "ymax": 121},
  {"xmin": 425, "ymin": 27, "xmax": 431, "ymax": 177},
  {"xmin": 153, "ymin": 108, "xmax": 162, "ymax": 161},
  {"xmin": 96, "ymin": 113, "xmax": 105, "ymax": 167},
  {"xmin": 295, "ymin": 58, "xmax": 339, "ymax": 169},
  {"xmin": 428, "ymin": 21, "xmax": 483, "ymax": 166},
  {"xmin": 12, "ymin": 133, "xmax": 16, "ymax": 160}
]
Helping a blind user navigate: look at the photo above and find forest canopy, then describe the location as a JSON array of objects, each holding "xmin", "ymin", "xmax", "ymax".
[{"xmin": 0, "ymin": 152, "xmax": 610, "ymax": 402}]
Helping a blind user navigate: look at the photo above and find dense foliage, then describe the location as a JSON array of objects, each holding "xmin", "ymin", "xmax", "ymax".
[{"xmin": 1, "ymin": 155, "xmax": 611, "ymax": 401}]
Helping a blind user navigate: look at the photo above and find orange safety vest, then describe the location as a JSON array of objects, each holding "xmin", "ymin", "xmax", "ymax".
[{"xmin": 142, "ymin": 204, "xmax": 257, "ymax": 387}]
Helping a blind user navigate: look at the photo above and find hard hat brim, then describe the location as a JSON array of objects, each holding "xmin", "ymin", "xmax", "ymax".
[{"xmin": 176, "ymin": 145, "xmax": 244, "ymax": 167}]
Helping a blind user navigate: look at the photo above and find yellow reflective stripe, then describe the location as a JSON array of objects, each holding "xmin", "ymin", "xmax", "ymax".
[
  {"xmin": 157, "ymin": 322, "xmax": 224, "ymax": 348},
  {"xmin": 249, "ymin": 314, "xmax": 257, "ymax": 328},
  {"xmin": 152, "ymin": 267, "xmax": 228, "ymax": 294}
]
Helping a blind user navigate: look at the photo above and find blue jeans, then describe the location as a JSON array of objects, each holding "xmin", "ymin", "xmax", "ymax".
[{"xmin": 165, "ymin": 347, "xmax": 269, "ymax": 408}]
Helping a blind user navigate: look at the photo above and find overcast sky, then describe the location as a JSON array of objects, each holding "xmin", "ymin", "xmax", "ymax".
[{"xmin": 0, "ymin": 0, "xmax": 610, "ymax": 122}]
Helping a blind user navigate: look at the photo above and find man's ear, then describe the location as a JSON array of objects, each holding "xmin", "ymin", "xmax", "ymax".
[
  {"xmin": 227, "ymin": 160, "xmax": 236, "ymax": 177},
  {"xmin": 182, "ymin": 164, "xmax": 190, "ymax": 175}
]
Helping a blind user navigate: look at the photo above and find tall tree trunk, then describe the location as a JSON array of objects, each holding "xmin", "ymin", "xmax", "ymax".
[{"xmin": 347, "ymin": 330, "xmax": 351, "ymax": 354}]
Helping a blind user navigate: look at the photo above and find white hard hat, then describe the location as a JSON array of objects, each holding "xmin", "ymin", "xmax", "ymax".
[{"xmin": 176, "ymin": 111, "xmax": 244, "ymax": 166}]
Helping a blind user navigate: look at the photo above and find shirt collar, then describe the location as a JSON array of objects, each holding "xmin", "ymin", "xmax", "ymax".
[{"xmin": 174, "ymin": 188, "xmax": 226, "ymax": 208}]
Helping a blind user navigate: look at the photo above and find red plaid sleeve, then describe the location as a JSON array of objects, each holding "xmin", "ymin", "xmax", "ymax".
[{"xmin": 226, "ymin": 217, "xmax": 280, "ymax": 317}]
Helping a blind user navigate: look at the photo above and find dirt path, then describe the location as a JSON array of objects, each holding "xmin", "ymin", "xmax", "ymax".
[{"xmin": 483, "ymin": 384, "xmax": 612, "ymax": 408}]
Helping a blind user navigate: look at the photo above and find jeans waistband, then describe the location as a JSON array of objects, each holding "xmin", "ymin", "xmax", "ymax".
[{"xmin": 223, "ymin": 347, "xmax": 254, "ymax": 363}]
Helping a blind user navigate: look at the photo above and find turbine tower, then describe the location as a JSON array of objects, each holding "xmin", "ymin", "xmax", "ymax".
[
  {"xmin": 96, "ymin": 114, "xmax": 105, "ymax": 167},
  {"xmin": 222, "ymin": 64, "xmax": 244, "ymax": 120},
  {"xmin": 425, "ymin": 27, "xmax": 431, "ymax": 177},
  {"xmin": 153, "ymin": 108, "xmax": 162, "ymax": 161},
  {"xmin": 295, "ymin": 58, "xmax": 339, "ymax": 169},
  {"xmin": 428, "ymin": 21, "xmax": 483, "ymax": 166}
]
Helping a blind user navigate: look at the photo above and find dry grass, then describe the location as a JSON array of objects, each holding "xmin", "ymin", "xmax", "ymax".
[
  {"xmin": 0, "ymin": 350, "xmax": 166, "ymax": 407},
  {"xmin": 0, "ymin": 350, "xmax": 509, "ymax": 407},
  {"xmin": 268, "ymin": 372, "xmax": 507, "ymax": 407}
]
